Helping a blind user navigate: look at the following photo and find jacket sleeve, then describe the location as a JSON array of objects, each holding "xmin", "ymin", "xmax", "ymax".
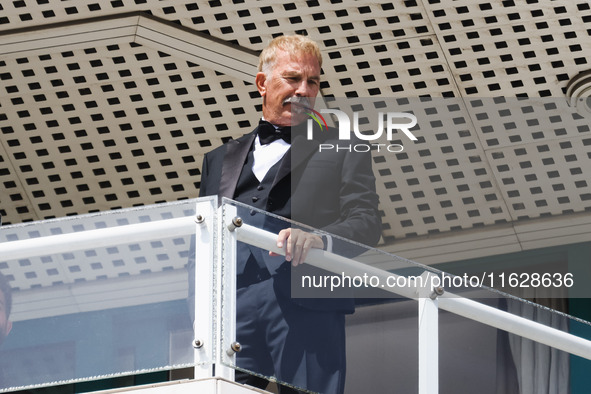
[
  {"xmin": 291, "ymin": 138, "xmax": 382, "ymax": 250},
  {"xmin": 320, "ymin": 146, "xmax": 382, "ymax": 248}
]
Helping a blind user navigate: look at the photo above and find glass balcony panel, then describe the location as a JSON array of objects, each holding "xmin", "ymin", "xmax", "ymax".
[
  {"xmin": 344, "ymin": 298, "xmax": 418, "ymax": 393},
  {"xmin": 439, "ymin": 296, "xmax": 581, "ymax": 393},
  {"xmin": 436, "ymin": 255, "xmax": 591, "ymax": 392},
  {"xmin": 219, "ymin": 198, "xmax": 591, "ymax": 393},
  {"xmin": 0, "ymin": 199, "xmax": 208, "ymax": 391},
  {"xmin": 220, "ymin": 199, "xmax": 425, "ymax": 393}
]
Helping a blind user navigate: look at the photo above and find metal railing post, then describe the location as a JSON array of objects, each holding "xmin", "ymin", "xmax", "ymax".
[
  {"xmin": 216, "ymin": 203, "xmax": 239, "ymax": 380},
  {"xmin": 193, "ymin": 199, "xmax": 217, "ymax": 379},
  {"xmin": 418, "ymin": 272, "xmax": 441, "ymax": 394},
  {"xmin": 192, "ymin": 200, "xmax": 239, "ymax": 381}
]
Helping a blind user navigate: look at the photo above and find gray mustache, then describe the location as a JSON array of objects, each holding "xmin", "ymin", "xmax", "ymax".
[{"xmin": 283, "ymin": 96, "xmax": 312, "ymax": 110}]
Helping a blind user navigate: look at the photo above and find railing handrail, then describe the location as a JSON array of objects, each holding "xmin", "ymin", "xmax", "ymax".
[
  {"xmin": 0, "ymin": 216, "xmax": 196, "ymax": 261},
  {"xmin": 1, "ymin": 204, "xmax": 590, "ymax": 393},
  {"xmin": 233, "ymin": 221, "xmax": 591, "ymax": 361},
  {"xmin": 3, "ymin": 213, "xmax": 587, "ymax": 360}
]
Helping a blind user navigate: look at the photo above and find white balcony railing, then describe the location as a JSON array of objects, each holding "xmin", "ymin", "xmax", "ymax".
[{"xmin": 0, "ymin": 197, "xmax": 589, "ymax": 393}]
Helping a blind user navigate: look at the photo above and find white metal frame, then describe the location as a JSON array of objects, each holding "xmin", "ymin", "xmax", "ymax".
[
  {"xmin": 231, "ymin": 220, "xmax": 591, "ymax": 393},
  {"xmin": 192, "ymin": 199, "xmax": 217, "ymax": 379},
  {"xmin": 0, "ymin": 216, "xmax": 196, "ymax": 262},
  {"xmin": 1, "ymin": 199, "xmax": 591, "ymax": 393},
  {"xmin": 217, "ymin": 203, "xmax": 239, "ymax": 380}
]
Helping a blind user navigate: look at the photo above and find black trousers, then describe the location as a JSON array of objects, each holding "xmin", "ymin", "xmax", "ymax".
[{"xmin": 234, "ymin": 268, "xmax": 346, "ymax": 394}]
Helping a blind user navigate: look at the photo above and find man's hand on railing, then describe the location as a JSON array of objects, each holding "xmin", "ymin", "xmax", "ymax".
[{"xmin": 270, "ymin": 228, "xmax": 325, "ymax": 266}]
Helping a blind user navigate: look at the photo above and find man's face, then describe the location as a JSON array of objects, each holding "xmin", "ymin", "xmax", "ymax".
[
  {"xmin": 0, "ymin": 291, "xmax": 12, "ymax": 347},
  {"xmin": 256, "ymin": 49, "xmax": 321, "ymax": 127}
]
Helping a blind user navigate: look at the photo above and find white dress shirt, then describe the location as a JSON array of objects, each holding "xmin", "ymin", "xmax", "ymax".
[{"xmin": 252, "ymin": 121, "xmax": 290, "ymax": 182}]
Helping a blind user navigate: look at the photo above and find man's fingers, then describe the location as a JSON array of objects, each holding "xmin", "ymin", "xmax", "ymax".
[
  {"xmin": 285, "ymin": 229, "xmax": 303, "ymax": 263},
  {"xmin": 272, "ymin": 228, "xmax": 324, "ymax": 265},
  {"xmin": 291, "ymin": 232, "xmax": 315, "ymax": 266},
  {"xmin": 291, "ymin": 235, "xmax": 303, "ymax": 265},
  {"xmin": 293, "ymin": 239, "xmax": 311, "ymax": 266},
  {"xmin": 276, "ymin": 228, "xmax": 290, "ymax": 248}
]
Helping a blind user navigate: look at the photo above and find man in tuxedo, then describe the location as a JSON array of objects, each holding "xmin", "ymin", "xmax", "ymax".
[{"xmin": 197, "ymin": 35, "xmax": 381, "ymax": 393}]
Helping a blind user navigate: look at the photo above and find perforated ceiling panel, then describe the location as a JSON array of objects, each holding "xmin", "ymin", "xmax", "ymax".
[
  {"xmin": 429, "ymin": 1, "xmax": 591, "ymax": 97},
  {"xmin": 0, "ymin": 0, "xmax": 591, "ymax": 249},
  {"xmin": 369, "ymin": 98, "xmax": 513, "ymax": 242},
  {"xmin": 0, "ymin": 39, "xmax": 259, "ymax": 220},
  {"xmin": 475, "ymin": 98, "xmax": 591, "ymax": 220}
]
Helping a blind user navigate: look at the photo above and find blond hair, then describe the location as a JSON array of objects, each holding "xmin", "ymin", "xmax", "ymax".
[{"xmin": 258, "ymin": 35, "xmax": 322, "ymax": 75}]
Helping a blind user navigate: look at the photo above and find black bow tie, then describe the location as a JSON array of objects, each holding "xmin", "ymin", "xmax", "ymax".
[{"xmin": 258, "ymin": 120, "xmax": 291, "ymax": 145}]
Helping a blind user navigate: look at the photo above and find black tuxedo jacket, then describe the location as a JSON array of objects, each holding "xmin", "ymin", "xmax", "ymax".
[
  {"xmin": 199, "ymin": 124, "xmax": 381, "ymax": 247},
  {"xmin": 196, "ymin": 124, "xmax": 381, "ymax": 312}
]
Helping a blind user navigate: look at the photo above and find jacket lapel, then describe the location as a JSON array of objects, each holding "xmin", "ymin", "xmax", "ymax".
[
  {"xmin": 271, "ymin": 133, "xmax": 318, "ymax": 190},
  {"xmin": 219, "ymin": 126, "xmax": 319, "ymax": 200},
  {"xmin": 218, "ymin": 132, "xmax": 256, "ymax": 204}
]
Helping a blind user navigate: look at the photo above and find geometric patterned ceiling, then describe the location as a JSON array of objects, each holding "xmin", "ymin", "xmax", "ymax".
[{"xmin": 1, "ymin": 0, "xmax": 591, "ymax": 253}]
